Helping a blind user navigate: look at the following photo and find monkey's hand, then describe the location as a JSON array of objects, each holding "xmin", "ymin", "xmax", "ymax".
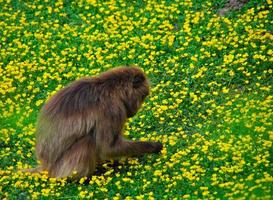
[
  {"xmin": 149, "ymin": 142, "xmax": 163, "ymax": 153},
  {"xmin": 139, "ymin": 141, "xmax": 163, "ymax": 154}
]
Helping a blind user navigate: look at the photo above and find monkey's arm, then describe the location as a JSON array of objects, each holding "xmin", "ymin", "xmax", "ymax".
[{"xmin": 99, "ymin": 136, "xmax": 163, "ymax": 160}]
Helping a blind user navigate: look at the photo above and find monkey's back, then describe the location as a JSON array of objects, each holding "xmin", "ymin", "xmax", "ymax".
[{"xmin": 35, "ymin": 79, "xmax": 100, "ymax": 168}]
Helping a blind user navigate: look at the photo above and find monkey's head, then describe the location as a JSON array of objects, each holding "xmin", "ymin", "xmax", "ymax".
[{"xmin": 99, "ymin": 66, "xmax": 150, "ymax": 118}]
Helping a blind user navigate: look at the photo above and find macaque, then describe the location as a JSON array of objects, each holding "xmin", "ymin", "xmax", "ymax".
[{"xmin": 33, "ymin": 66, "xmax": 162, "ymax": 178}]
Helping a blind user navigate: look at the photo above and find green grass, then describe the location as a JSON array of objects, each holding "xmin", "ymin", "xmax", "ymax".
[{"xmin": 0, "ymin": 0, "xmax": 273, "ymax": 199}]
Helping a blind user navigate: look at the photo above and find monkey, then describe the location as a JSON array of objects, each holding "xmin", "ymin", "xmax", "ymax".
[{"xmin": 32, "ymin": 66, "xmax": 163, "ymax": 179}]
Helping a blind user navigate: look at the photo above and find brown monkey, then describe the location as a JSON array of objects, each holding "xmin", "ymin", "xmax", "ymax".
[{"xmin": 33, "ymin": 66, "xmax": 162, "ymax": 179}]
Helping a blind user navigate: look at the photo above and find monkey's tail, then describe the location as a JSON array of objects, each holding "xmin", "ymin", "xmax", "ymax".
[{"xmin": 20, "ymin": 166, "xmax": 44, "ymax": 174}]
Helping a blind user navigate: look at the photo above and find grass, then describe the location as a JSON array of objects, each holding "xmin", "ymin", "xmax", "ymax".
[{"xmin": 0, "ymin": 0, "xmax": 273, "ymax": 199}]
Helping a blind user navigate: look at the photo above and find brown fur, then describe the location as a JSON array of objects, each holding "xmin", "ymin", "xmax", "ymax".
[{"xmin": 33, "ymin": 66, "xmax": 162, "ymax": 179}]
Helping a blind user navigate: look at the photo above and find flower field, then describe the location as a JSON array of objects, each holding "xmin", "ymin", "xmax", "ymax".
[{"xmin": 1, "ymin": 0, "xmax": 273, "ymax": 199}]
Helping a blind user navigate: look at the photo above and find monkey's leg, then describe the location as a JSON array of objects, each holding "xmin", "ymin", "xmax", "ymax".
[
  {"xmin": 102, "ymin": 138, "xmax": 163, "ymax": 159},
  {"xmin": 50, "ymin": 135, "xmax": 97, "ymax": 179}
]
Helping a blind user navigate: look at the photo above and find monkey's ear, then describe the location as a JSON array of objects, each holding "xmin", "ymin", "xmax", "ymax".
[{"xmin": 132, "ymin": 74, "xmax": 145, "ymax": 88}]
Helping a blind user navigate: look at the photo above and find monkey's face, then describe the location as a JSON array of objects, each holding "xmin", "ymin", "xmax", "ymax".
[
  {"xmin": 123, "ymin": 69, "xmax": 150, "ymax": 118},
  {"xmin": 99, "ymin": 66, "xmax": 150, "ymax": 118}
]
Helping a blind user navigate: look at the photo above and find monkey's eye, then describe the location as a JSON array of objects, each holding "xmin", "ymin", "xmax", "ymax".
[{"xmin": 132, "ymin": 74, "xmax": 145, "ymax": 88}]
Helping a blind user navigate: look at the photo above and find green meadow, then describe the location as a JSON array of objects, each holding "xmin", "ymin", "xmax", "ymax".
[{"xmin": 0, "ymin": 0, "xmax": 272, "ymax": 199}]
